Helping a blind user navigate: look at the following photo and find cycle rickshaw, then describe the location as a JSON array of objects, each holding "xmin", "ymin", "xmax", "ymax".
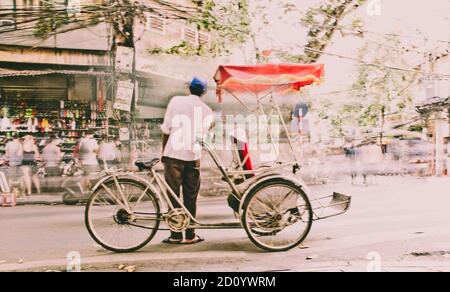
[{"xmin": 85, "ymin": 64, "xmax": 351, "ymax": 252}]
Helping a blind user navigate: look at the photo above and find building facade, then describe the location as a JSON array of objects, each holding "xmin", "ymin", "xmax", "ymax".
[
  {"xmin": 0, "ymin": 0, "xmax": 246, "ymax": 148},
  {"xmin": 0, "ymin": 0, "xmax": 113, "ymax": 154},
  {"xmin": 416, "ymin": 53, "xmax": 450, "ymax": 176}
]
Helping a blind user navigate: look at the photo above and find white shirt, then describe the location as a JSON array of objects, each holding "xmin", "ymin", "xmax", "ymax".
[
  {"xmin": 98, "ymin": 142, "xmax": 117, "ymax": 161},
  {"xmin": 161, "ymin": 95, "xmax": 214, "ymax": 162},
  {"xmin": 79, "ymin": 138, "xmax": 99, "ymax": 166}
]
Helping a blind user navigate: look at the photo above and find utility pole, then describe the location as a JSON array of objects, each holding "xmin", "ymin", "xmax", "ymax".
[
  {"xmin": 446, "ymin": 14, "xmax": 450, "ymax": 98},
  {"xmin": 431, "ymin": 50, "xmax": 446, "ymax": 177},
  {"xmin": 109, "ymin": 0, "xmax": 137, "ymax": 151},
  {"xmin": 380, "ymin": 105, "xmax": 385, "ymax": 154}
]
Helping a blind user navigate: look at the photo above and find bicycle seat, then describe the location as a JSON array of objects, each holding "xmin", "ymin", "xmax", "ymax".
[{"xmin": 135, "ymin": 158, "xmax": 160, "ymax": 171}]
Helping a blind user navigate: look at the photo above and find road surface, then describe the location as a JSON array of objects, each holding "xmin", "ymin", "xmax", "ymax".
[{"xmin": 1, "ymin": 177, "xmax": 450, "ymax": 272}]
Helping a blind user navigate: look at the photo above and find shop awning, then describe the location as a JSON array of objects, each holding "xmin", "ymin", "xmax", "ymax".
[
  {"xmin": 416, "ymin": 96, "xmax": 450, "ymax": 115},
  {"xmin": 0, "ymin": 68, "xmax": 110, "ymax": 78},
  {"xmin": 214, "ymin": 64, "xmax": 325, "ymax": 100}
]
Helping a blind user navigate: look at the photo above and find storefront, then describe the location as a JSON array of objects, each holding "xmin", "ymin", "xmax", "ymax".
[{"xmin": 0, "ymin": 69, "xmax": 110, "ymax": 156}]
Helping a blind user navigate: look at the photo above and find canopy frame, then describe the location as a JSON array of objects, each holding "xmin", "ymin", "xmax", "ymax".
[{"xmin": 218, "ymin": 84, "xmax": 301, "ymax": 172}]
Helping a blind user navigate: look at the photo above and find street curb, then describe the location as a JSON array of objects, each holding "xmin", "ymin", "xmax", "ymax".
[
  {"xmin": 15, "ymin": 194, "xmax": 64, "ymax": 206},
  {"xmin": 15, "ymin": 200, "xmax": 64, "ymax": 206},
  {"xmin": 0, "ymin": 251, "xmax": 249, "ymax": 272}
]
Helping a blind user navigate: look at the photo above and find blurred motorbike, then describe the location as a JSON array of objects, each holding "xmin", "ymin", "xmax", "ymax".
[{"xmin": 37, "ymin": 158, "xmax": 100, "ymax": 205}]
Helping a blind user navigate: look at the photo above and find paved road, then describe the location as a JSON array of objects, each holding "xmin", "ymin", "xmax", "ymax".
[{"xmin": 1, "ymin": 177, "xmax": 450, "ymax": 272}]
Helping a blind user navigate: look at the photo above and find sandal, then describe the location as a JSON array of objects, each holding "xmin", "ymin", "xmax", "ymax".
[
  {"xmin": 162, "ymin": 237, "xmax": 183, "ymax": 244},
  {"xmin": 182, "ymin": 235, "xmax": 205, "ymax": 245}
]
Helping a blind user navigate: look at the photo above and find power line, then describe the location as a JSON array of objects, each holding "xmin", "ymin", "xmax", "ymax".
[
  {"xmin": 306, "ymin": 6, "xmax": 450, "ymax": 45},
  {"xmin": 1, "ymin": 0, "xmax": 448, "ymax": 80},
  {"xmin": 252, "ymin": 32, "xmax": 450, "ymax": 78}
]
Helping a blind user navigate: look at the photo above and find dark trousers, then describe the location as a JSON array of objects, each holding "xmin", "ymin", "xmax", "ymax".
[{"xmin": 163, "ymin": 157, "xmax": 201, "ymax": 240}]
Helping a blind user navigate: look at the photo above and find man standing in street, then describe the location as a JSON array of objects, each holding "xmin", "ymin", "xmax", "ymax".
[{"xmin": 161, "ymin": 77, "xmax": 214, "ymax": 245}]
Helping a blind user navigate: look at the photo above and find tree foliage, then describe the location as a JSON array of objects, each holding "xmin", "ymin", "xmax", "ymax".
[
  {"xmin": 3, "ymin": 0, "xmax": 367, "ymax": 63},
  {"xmin": 151, "ymin": 0, "xmax": 367, "ymax": 62},
  {"xmin": 318, "ymin": 37, "xmax": 419, "ymax": 137},
  {"xmin": 33, "ymin": 1, "xmax": 70, "ymax": 38},
  {"xmin": 298, "ymin": 0, "xmax": 366, "ymax": 63},
  {"xmin": 150, "ymin": 0, "xmax": 251, "ymax": 57}
]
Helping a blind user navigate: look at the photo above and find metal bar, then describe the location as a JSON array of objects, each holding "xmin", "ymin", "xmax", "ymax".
[
  {"xmin": 100, "ymin": 182, "xmax": 129, "ymax": 212},
  {"xmin": 257, "ymin": 99, "xmax": 279, "ymax": 160},
  {"xmin": 201, "ymin": 139, "xmax": 242, "ymax": 196},
  {"xmin": 225, "ymin": 164, "xmax": 291, "ymax": 176},
  {"xmin": 312, "ymin": 201, "xmax": 350, "ymax": 211},
  {"xmin": 271, "ymin": 87, "xmax": 299, "ymax": 166},
  {"xmin": 152, "ymin": 171, "xmax": 177, "ymax": 211},
  {"xmin": 112, "ymin": 174, "xmax": 132, "ymax": 211},
  {"xmin": 223, "ymin": 88, "xmax": 255, "ymax": 112},
  {"xmin": 313, "ymin": 211, "xmax": 349, "ymax": 221},
  {"xmin": 188, "ymin": 222, "xmax": 243, "ymax": 230}
]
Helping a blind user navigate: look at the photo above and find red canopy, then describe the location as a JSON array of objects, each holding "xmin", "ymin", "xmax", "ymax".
[{"xmin": 214, "ymin": 64, "xmax": 324, "ymax": 102}]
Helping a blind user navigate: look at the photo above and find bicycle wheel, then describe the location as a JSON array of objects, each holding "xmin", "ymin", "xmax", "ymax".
[
  {"xmin": 85, "ymin": 178, "xmax": 161, "ymax": 253},
  {"xmin": 242, "ymin": 178, "xmax": 313, "ymax": 252}
]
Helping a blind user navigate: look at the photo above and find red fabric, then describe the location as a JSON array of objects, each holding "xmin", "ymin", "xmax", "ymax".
[
  {"xmin": 214, "ymin": 64, "xmax": 324, "ymax": 102},
  {"xmin": 98, "ymin": 78, "xmax": 104, "ymax": 112},
  {"xmin": 239, "ymin": 142, "xmax": 253, "ymax": 172},
  {"xmin": 234, "ymin": 138, "xmax": 255, "ymax": 178}
]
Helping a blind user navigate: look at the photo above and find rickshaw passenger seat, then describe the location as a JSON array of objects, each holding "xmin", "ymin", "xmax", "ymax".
[{"xmin": 230, "ymin": 135, "xmax": 255, "ymax": 178}]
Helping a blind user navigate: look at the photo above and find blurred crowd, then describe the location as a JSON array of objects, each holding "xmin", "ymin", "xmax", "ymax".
[
  {"xmin": 0, "ymin": 131, "xmax": 123, "ymax": 196},
  {"xmin": 343, "ymin": 137, "xmax": 437, "ymax": 186}
]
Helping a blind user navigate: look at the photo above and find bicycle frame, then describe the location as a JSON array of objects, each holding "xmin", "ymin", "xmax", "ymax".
[{"xmin": 94, "ymin": 167, "xmax": 244, "ymax": 230}]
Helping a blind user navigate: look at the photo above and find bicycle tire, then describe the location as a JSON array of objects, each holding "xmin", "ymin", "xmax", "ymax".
[
  {"xmin": 242, "ymin": 178, "xmax": 313, "ymax": 252},
  {"xmin": 85, "ymin": 178, "xmax": 161, "ymax": 253}
]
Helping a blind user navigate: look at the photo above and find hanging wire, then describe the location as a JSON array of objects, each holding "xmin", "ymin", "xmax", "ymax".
[{"xmin": 0, "ymin": 0, "xmax": 448, "ymax": 80}]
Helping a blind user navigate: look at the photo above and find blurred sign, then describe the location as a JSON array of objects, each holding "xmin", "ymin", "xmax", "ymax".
[
  {"xmin": 116, "ymin": 46, "xmax": 134, "ymax": 74},
  {"xmin": 114, "ymin": 80, "xmax": 134, "ymax": 112},
  {"xmin": 262, "ymin": 50, "xmax": 272, "ymax": 57},
  {"xmin": 1, "ymin": 193, "xmax": 16, "ymax": 207},
  {"xmin": 293, "ymin": 102, "xmax": 309, "ymax": 118},
  {"xmin": 0, "ymin": 170, "xmax": 14, "ymax": 206}
]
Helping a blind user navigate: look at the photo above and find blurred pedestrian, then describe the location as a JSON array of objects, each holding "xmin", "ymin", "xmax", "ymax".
[
  {"xmin": 114, "ymin": 137, "xmax": 123, "ymax": 163},
  {"xmin": 79, "ymin": 130, "xmax": 99, "ymax": 173},
  {"xmin": 4, "ymin": 135, "xmax": 23, "ymax": 188},
  {"xmin": 5, "ymin": 135, "xmax": 23, "ymax": 167},
  {"xmin": 358, "ymin": 141, "xmax": 383, "ymax": 186},
  {"xmin": 98, "ymin": 135, "xmax": 119, "ymax": 169},
  {"xmin": 445, "ymin": 137, "xmax": 450, "ymax": 176},
  {"xmin": 42, "ymin": 136, "xmax": 63, "ymax": 176},
  {"xmin": 21, "ymin": 135, "xmax": 41, "ymax": 195},
  {"xmin": 344, "ymin": 142, "xmax": 357, "ymax": 184}
]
